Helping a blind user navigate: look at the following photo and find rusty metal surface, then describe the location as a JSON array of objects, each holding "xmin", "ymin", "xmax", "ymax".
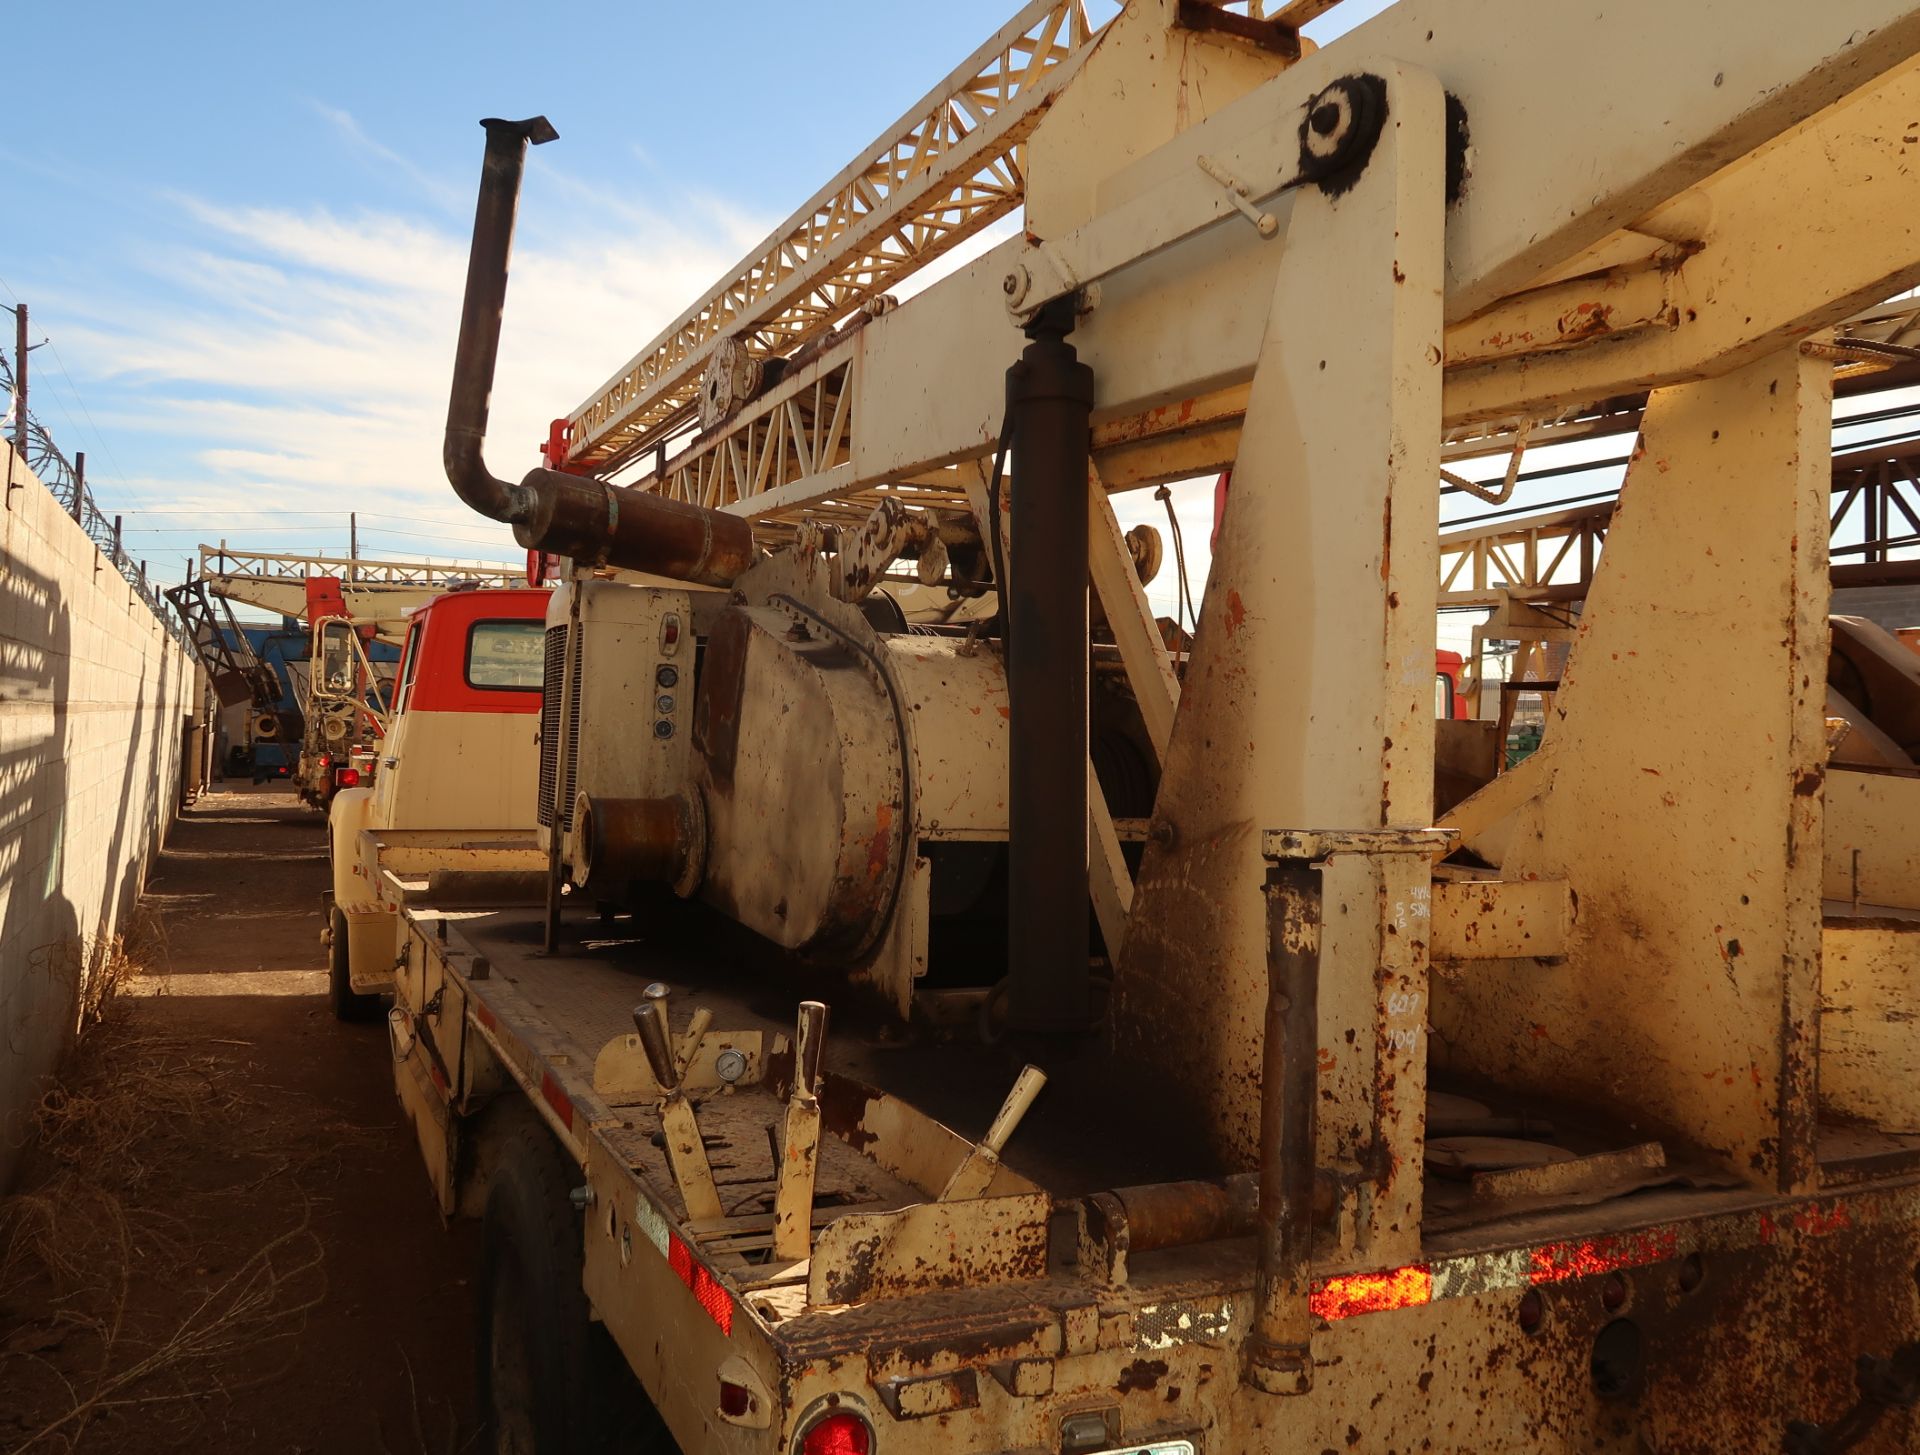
[
  {"xmin": 1432, "ymin": 353, "xmax": 1832, "ymax": 1193},
  {"xmin": 437, "ymin": 896, "xmax": 1920, "ymax": 1451},
  {"xmin": 1429, "ymin": 874, "xmax": 1572, "ymax": 962},
  {"xmin": 807, "ymin": 1194, "xmax": 1051, "ymax": 1307},
  {"xmin": 575, "ymin": 791, "xmax": 701, "ymax": 895}
]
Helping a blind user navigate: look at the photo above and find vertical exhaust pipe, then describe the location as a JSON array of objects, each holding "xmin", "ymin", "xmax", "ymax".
[
  {"xmin": 1005, "ymin": 296, "xmax": 1094, "ymax": 1035},
  {"xmin": 444, "ymin": 116, "xmax": 756, "ymax": 586},
  {"xmin": 444, "ymin": 117, "xmax": 556, "ymax": 527}
]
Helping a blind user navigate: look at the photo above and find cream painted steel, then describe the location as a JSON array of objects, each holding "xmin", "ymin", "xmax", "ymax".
[
  {"xmin": 1114, "ymin": 64, "xmax": 1446, "ymax": 1239},
  {"xmin": 1825, "ymin": 769, "xmax": 1920, "ymax": 909},
  {"xmin": 542, "ymin": 577, "xmax": 699, "ymax": 871},
  {"xmin": 332, "ymin": 705, "xmax": 543, "ymax": 994},
  {"xmin": 199, "ymin": 544, "xmax": 523, "ymax": 642},
  {"xmin": 674, "ymin": 577, "xmax": 1012, "ymax": 1012},
  {"xmin": 563, "ymin": 0, "xmax": 1098, "ymax": 473},
  {"xmin": 607, "ymin": 0, "xmax": 1920, "ymax": 543},
  {"xmin": 1435, "ymin": 352, "xmax": 1834, "ymax": 1192}
]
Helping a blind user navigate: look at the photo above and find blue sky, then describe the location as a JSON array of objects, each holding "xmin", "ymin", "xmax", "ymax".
[{"xmin": 4, "ymin": 0, "xmax": 1390, "ymax": 616}]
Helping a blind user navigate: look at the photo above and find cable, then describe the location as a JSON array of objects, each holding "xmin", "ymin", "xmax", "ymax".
[
  {"xmin": 1154, "ymin": 483, "xmax": 1195, "ymax": 635},
  {"xmin": 985, "ymin": 383, "xmax": 1016, "ymax": 660},
  {"xmin": 768, "ymin": 593, "xmax": 914, "ymax": 962}
]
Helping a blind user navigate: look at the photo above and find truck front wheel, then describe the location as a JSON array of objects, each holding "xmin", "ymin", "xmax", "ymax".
[
  {"xmin": 477, "ymin": 1110, "xmax": 674, "ymax": 1455},
  {"xmin": 327, "ymin": 908, "xmax": 381, "ymax": 1023}
]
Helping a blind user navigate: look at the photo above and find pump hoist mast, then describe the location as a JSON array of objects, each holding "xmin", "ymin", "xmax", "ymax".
[{"xmin": 425, "ymin": 0, "xmax": 1920, "ymax": 1448}]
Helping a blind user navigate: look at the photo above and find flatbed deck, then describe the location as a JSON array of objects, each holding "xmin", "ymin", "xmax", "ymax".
[
  {"xmin": 384, "ymin": 896, "xmax": 1920, "ymax": 1450},
  {"xmin": 405, "ymin": 901, "xmax": 1919, "ymax": 1297}
]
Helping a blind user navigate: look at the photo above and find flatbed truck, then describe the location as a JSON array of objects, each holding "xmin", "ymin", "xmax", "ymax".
[{"xmin": 383, "ymin": 0, "xmax": 1920, "ymax": 1449}]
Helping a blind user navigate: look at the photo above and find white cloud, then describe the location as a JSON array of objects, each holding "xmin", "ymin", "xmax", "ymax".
[{"xmin": 47, "ymin": 127, "xmax": 773, "ymax": 583}]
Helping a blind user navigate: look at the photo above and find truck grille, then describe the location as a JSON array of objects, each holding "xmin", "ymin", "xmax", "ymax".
[
  {"xmin": 562, "ymin": 631, "xmax": 582, "ymax": 832},
  {"xmin": 538, "ymin": 624, "xmax": 566, "ymax": 828}
]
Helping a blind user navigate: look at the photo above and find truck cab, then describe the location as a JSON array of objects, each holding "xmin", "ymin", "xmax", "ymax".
[{"xmin": 325, "ymin": 585, "xmax": 548, "ymax": 1019}]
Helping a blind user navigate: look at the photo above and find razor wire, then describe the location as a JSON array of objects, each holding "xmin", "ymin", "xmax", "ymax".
[{"xmin": 0, "ymin": 317, "xmax": 188, "ymax": 645}]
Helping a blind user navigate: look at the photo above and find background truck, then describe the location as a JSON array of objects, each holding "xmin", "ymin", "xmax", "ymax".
[
  {"xmin": 324, "ymin": 584, "xmax": 549, "ymax": 1020},
  {"xmin": 391, "ymin": 0, "xmax": 1920, "ymax": 1451}
]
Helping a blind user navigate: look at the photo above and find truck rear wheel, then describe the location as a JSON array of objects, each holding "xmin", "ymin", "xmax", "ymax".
[
  {"xmin": 477, "ymin": 1110, "xmax": 674, "ymax": 1455},
  {"xmin": 327, "ymin": 908, "xmax": 381, "ymax": 1023}
]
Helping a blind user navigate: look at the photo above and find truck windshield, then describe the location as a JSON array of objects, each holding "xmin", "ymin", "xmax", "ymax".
[{"xmin": 466, "ymin": 620, "xmax": 544, "ymax": 691}]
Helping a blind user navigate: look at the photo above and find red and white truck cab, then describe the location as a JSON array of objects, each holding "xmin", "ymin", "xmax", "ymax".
[{"xmin": 325, "ymin": 585, "xmax": 550, "ymax": 1019}]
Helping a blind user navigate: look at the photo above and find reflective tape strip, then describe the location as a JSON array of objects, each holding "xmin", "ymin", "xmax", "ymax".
[
  {"xmin": 1314, "ymin": 1190, "xmax": 1905, "ymax": 1324},
  {"xmin": 632, "ymin": 1195, "xmax": 670, "ymax": 1258},
  {"xmin": 540, "ymin": 1071, "xmax": 575, "ymax": 1131}
]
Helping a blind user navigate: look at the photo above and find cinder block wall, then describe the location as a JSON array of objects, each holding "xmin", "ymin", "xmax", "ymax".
[
  {"xmin": 0, "ymin": 445, "xmax": 192, "ymax": 1188},
  {"xmin": 1833, "ymin": 583, "xmax": 1920, "ymax": 634}
]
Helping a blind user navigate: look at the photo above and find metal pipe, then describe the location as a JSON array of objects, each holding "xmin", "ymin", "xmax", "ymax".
[
  {"xmin": 445, "ymin": 116, "xmax": 554, "ymax": 527},
  {"xmin": 1004, "ymin": 296, "xmax": 1094, "ymax": 1035},
  {"xmin": 445, "ymin": 116, "xmax": 756, "ymax": 586},
  {"xmin": 13, "ymin": 303, "xmax": 27, "ymax": 462},
  {"xmin": 1107, "ymin": 1170, "xmax": 1338, "ymax": 1254},
  {"xmin": 576, "ymin": 791, "xmax": 703, "ymax": 897},
  {"xmin": 1245, "ymin": 856, "xmax": 1322, "ymax": 1397}
]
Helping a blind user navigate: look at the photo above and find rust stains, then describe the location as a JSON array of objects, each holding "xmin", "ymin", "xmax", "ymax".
[
  {"xmin": 866, "ymin": 803, "xmax": 894, "ymax": 881},
  {"xmin": 1116, "ymin": 1358, "xmax": 1168, "ymax": 1394},
  {"xmin": 1559, "ymin": 301, "xmax": 1616, "ymax": 342},
  {"xmin": 1223, "ymin": 590, "xmax": 1248, "ymax": 635}
]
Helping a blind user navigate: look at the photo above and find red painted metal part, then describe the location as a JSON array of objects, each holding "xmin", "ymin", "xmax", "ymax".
[
  {"xmin": 401, "ymin": 587, "xmax": 550, "ymax": 715},
  {"xmin": 539, "ymin": 1069, "xmax": 576, "ymax": 1131},
  {"xmin": 667, "ymin": 1232, "xmax": 735, "ymax": 1334},
  {"xmin": 306, "ymin": 576, "xmax": 350, "ymax": 623}
]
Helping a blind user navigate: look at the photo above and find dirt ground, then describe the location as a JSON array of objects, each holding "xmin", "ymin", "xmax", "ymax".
[{"xmin": 0, "ymin": 786, "xmax": 478, "ymax": 1454}]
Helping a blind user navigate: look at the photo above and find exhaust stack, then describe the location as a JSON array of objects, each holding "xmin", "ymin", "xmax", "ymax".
[{"xmin": 445, "ymin": 116, "xmax": 755, "ymax": 587}]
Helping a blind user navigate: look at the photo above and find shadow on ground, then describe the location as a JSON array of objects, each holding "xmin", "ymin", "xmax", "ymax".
[{"xmin": 0, "ymin": 786, "xmax": 478, "ymax": 1454}]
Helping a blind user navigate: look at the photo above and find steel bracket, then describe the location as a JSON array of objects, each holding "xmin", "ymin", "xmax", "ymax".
[{"xmin": 1262, "ymin": 826, "xmax": 1459, "ymax": 866}]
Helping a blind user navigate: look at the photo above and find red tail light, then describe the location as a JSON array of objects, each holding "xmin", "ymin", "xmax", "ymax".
[
  {"xmin": 799, "ymin": 1410, "xmax": 871, "ymax": 1455},
  {"xmin": 335, "ymin": 768, "xmax": 361, "ymax": 788}
]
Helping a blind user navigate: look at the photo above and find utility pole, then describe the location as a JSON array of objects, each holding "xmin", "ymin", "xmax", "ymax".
[
  {"xmin": 12, "ymin": 302, "xmax": 26, "ymax": 462},
  {"xmin": 71, "ymin": 450, "xmax": 85, "ymax": 523},
  {"xmin": 349, "ymin": 511, "xmax": 359, "ymax": 581},
  {"xmin": 113, "ymin": 514, "xmax": 123, "ymax": 567}
]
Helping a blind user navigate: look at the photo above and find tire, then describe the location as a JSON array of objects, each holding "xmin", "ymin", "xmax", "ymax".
[
  {"xmin": 328, "ymin": 907, "xmax": 381, "ymax": 1023},
  {"xmin": 476, "ymin": 1111, "xmax": 674, "ymax": 1455}
]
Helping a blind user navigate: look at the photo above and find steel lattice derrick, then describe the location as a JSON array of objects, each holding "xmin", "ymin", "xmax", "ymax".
[
  {"xmin": 195, "ymin": 544, "xmax": 520, "ymax": 590},
  {"xmin": 564, "ymin": 0, "xmax": 1098, "ymax": 475},
  {"xmin": 1437, "ymin": 429, "xmax": 1920, "ymax": 607}
]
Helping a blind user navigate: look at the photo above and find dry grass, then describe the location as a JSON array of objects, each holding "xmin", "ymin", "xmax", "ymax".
[{"xmin": 0, "ymin": 966, "xmax": 330, "ymax": 1454}]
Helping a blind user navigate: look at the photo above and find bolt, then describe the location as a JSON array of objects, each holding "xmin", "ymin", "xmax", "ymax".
[{"xmin": 569, "ymin": 1184, "xmax": 594, "ymax": 1212}]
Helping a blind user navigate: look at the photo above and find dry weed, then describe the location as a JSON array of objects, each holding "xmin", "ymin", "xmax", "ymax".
[{"xmin": 0, "ymin": 971, "xmax": 328, "ymax": 1453}]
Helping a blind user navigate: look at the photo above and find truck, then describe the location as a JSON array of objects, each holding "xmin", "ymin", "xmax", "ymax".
[
  {"xmin": 295, "ymin": 610, "xmax": 401, "ymax": 812},
  {"xmin": 325, "ymin": 584, "xmax": 550, "ymax": 1021},
  {"xmin": 384, "ymin": 1, "xmax": 1920, "ymax": 1451}
]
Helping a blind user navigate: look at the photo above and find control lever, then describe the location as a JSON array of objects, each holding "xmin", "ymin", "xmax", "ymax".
[
  {"xmin": 676, "ymin": 1006, "xmax": 713, "ymax": 1080},
  {"xmin": 771, "ymin": 1001, "xmax": 829, "ymax": 1262},
  {"xmin": 939, "ymin": 1065, "xmax": 1047, "ymax": 1201},
  {"xmin": 633, "ymin": 989, "xmax": 723, "ymax": 1221}
]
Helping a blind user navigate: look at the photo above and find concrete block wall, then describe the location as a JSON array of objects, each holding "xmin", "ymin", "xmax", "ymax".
[
  {"xmin": 1833, "ymin": 583, "xmax": 1920, "ymax": 635},
  {"xmin": 0, "ymin": 444, "xmax": 192, "ymax": 1187}
]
